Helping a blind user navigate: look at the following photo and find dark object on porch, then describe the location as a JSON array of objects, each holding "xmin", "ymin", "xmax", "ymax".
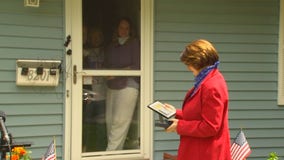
[{"xmin": 163, "ymin": 152, "xmax": 177, "ymax": 160}]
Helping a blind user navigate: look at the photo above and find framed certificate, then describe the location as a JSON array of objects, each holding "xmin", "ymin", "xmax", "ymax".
[{"xmin": 147, "ymin": 101, "xmax": 176, "ymax": 119}]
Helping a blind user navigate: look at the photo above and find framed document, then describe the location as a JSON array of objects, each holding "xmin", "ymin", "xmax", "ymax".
[{"xmin": 147, "ymin": 101, "xmax": 176, "ymax": 119}]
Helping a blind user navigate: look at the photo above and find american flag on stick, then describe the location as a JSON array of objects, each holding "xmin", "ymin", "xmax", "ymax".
[
  {"xmin": 231, "ymin": 130, "xmax": 252, "ymax": 160},
  {"xmin": 42, "ymin": 137, "xmax": 57, "ymax": 160}
]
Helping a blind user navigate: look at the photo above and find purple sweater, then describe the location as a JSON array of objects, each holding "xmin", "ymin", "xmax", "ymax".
[{"xmin": 105, "ymin": 38, "xmax": 140, "ymax": 89}]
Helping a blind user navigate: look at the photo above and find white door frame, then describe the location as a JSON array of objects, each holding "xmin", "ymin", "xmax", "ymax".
[{"xmin": 64, "ymin": 0, "xmax": 154, "ymax": 159}]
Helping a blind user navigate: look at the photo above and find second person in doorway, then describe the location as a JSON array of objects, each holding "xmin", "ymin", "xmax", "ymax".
[{"xmin": 104, "ymin": 17, "xmax": 140, "ymax": 151}]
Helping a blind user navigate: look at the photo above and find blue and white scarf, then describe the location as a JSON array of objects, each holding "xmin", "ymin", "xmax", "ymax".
[{"xmin": 190, "ymin": 61, "xmax": 220, "ymax": 97}]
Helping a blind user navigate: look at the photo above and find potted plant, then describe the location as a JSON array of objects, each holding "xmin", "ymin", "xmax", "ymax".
[
  {"xmin": 267, "ymin": 152, "xmax": 279, "ymax": 160},
  {"xmin": 6, "ymin": 147, "xmax": 32, "ymax": 160}
]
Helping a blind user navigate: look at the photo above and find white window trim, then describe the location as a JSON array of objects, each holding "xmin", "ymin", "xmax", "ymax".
[{"xmin": 278, "ymin": 0, "xmax": 284, "ymax": 105}]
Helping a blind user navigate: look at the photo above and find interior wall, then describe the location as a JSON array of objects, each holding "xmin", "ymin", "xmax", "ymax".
[{"xmin": 83, "ymin": 0, "xmax": 140, "ymax": 44}]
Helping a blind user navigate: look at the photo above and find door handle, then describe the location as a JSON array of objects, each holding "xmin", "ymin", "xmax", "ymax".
[{"xmin": 73, "ymin": 65, "xmax": 77, "ymax": 84}]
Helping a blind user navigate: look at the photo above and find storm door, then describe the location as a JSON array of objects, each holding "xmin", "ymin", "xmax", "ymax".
[{"xmin": 66, "ymin": 0, "xmax": 153, "ymax": 159}]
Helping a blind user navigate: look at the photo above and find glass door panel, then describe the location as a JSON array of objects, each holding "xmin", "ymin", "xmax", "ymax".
[{"xmin": 81, "ymin": 0, "xmax": 141, "ymax": 154}]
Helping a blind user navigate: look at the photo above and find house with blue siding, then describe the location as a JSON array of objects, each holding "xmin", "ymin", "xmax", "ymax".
[{"xmin": 0, "ymin": 0, "xmax": 283, "ymax": 160}]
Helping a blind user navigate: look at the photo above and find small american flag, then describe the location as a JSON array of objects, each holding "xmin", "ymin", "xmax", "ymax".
[
  {"xmin": 42, "ymin": 138, "xmax": 57, "ymax": 160},
  {"xmin": 231, "ymin": 130, "xmax": 252, "ymax": 160}
]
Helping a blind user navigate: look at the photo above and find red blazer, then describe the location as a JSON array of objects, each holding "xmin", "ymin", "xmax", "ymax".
[{"xmin": 175, "ymin": 69, "xmax": 231, "ymax": 160}]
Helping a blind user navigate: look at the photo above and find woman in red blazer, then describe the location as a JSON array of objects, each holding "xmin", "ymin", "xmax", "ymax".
[{"xmin": 165, "ymin": 39, "xmax": 232, "ymax": 160}]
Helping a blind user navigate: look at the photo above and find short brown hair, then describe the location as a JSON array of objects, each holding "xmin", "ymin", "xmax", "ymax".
[{"xmin": 180, "ymin": 39, "xmax": 219, "ymax": 70}]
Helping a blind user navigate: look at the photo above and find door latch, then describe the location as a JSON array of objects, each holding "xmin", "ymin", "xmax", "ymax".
[{"xmin": 73, "ymin": 65, "xmax": 77, "ymax": 84}]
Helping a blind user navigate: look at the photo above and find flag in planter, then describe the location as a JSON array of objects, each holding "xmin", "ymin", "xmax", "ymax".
[
  {"xmin": 231, "ymin": 130, "xmax": 251, "ymax": 160},
  {"xmin": 42, "ymin": 138, "xmax": 57, "ymax": 160}
]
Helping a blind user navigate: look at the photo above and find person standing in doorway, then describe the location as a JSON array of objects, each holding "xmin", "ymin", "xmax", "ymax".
[
  {"xmin": 82, "ymin": 27, "xmax": 107, "ymax": 151},
  {"xmin": 104, "ymin": 17, "xmax": 140, "ymax": 151}
]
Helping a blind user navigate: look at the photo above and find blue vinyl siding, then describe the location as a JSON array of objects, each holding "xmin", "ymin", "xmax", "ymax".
[
  {"xmin": 154, "ymin": 0, "xmax": 284, "ymax": 160},
  {"xmin": 0, "ymin": 0, "xmax": 64, "ymax": 159}
]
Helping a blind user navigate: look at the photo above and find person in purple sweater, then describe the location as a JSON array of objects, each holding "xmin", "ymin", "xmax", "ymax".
[{"xmin": 104, "ymin": 17, "xmax": 140, "ymax": 151}]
